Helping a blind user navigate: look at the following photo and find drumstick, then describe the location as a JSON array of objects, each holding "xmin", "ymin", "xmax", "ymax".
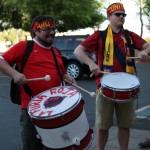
[
  {"xmin": 126, "ymin": 56, "xmax": 150, "ymax": 61},
  {"xmin": 90, "ymin": 70, "xmax": 110, "ymax": 78},
  {"xmin": 100, "ymin": 70, "xmax": 110, "ymax": 74},
  {"xmin": 64, "ymin": 79, "xmax": 96, "ymax": 97},
  {"xmin": 26, "ymin": 75, "xmax": 51, "ymax": 82},
  {"xmin": 126, "ymin": 56, "xmax": 139, "ymax": 59}
]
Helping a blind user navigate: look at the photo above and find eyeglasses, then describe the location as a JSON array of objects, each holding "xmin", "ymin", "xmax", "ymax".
[
  {"xmin": 113, "ymin": 13, "xmax": 127, "ymax": 17},
  {"xmin": 40, "ymin": 27, "xmax": 57, "ymax": 33}
]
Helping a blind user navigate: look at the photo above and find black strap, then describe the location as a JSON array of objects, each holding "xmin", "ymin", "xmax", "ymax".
[
  {"xmin": 123, "ymin": 30, "xmax": 135, "ymax": 56},
  {"xmin": 20, "ymin": 40, "xmax": 34, "ymax": 72},
  {"xmin": 51, "ymin": 47, "xmax": 64, "ymax": 85},
  {"xmin": 123, "ymin": 30, "xmax": 137, "ymax": 74},
  {"xmin": 101, "ymin": 30, "xmax": 107, "ymax": 66},
  {"xmin": 97, "ymin": 29, "xmax": 107, "ymax": 70},
  {"xmin": 21, "ymin": 40, "xmax": 34, "ymax": 97}
]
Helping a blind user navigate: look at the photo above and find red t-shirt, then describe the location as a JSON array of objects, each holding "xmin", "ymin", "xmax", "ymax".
[
  {"xmin": 81, "ymin": 30, "xmax": 146, "ymax": 88},
  {"xmin": 2, "ymin": 40, "xmax": 67, "ymax": 108}
]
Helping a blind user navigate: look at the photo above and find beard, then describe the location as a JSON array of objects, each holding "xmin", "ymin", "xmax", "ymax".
[{"xmin": 38, "ymin": 34, "xmax": 55, "ymax": 47}]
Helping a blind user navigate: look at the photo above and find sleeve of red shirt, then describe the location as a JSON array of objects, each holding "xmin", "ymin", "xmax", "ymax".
[
  {"xmin": 81, "ymin": 31, "xmax": 101, "ymax": 53},
  {"xmin": 2, "ymin": 41, "xmax": 27, "ymax": 65},
  {"xmin": 128, "ymin": 31, "xmax": 146, "ymax": 50}
]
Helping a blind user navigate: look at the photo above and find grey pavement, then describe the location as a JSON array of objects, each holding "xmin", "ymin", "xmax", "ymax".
[
  {"xmin": 89, "ymin": 126, "xmax": 150, "ymax": 150},
  {"xmin": 0, "ymin": 71, "xmax": 150, "ymax": 150}
]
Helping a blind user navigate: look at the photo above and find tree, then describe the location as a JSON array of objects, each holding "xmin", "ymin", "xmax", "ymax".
[
  {"xmin": 143, "ymin": 0, "xmax": 150, "ymax": 30},
  {"xmin": 0, "ymin": 0, "xmax": 105, "ymax": 32},
  {"xmin": 138, "ymin": 0, "xmax": 150, "ymax": 35},
  {"xmin": 0, "ymin": 28, "xmax": 30, "ymax": 45},
  {"xmin": 0, "ymin": 0, "xmax": 23, "ymax": 31},
  {"xmin": 132, "ymin": 0, "xmax": 150, "ymax": 37},
  {"xmin": 139, "ymin": 0, "xmax": 144, "ymax": 37}
]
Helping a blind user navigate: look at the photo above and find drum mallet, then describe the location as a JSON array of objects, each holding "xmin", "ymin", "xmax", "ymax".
[
  {"xmin": 26, "ymin": 75, "xmax": 51, "ymax": 82},
  {"xmin": 64, "ymin": 79, "xmax": 96, "ymax": 97}
]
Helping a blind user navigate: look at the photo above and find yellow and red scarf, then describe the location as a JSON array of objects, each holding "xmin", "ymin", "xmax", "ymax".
[{"xmin": 103, "ymin": 25, "xmax": 135, "ymax": 74}]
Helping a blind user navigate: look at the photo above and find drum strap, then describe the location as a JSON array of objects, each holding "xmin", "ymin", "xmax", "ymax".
[
  {"xmin": 51, "ymin": 47, "xmax": 64, "ymax": 86},
  {"xmin": 123, "ymin": 29, "xmax": 137, "ymax": 74},
  {"xmin": 21, "ymin": 40, "xmax": 34, "ymax": 98},
  {"xmin": 10, "ymin": 41, "xmax": 34, "ymax": 105},
  {"xmin": 96, "ymin": 29, "xmax": 107, "ymax": 70}
]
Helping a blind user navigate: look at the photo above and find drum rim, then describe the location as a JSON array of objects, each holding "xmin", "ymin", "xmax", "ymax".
[
  {"xmin": 100, "ymin": 72, "xmax": 140, "ymax": 90},
  {"xmin": 27, "ymin": 85, "xmax": 82, "ymax": 120},
  {"xmin": 101, "ymin": 84, "xmax": 140, "ymax": 91}
]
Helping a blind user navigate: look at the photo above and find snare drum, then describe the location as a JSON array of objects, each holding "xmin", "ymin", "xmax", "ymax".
[
  {"xmin": 28, "ymin": 86, "xmax": 93, "ymax": 149},
  {"xmin": 100, "ymin": 72, "xmax": 140, "ymax": 103}
]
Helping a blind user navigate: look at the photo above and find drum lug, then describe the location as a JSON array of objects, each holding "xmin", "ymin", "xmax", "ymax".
[
  {"xmin": 72, "ymin": 138, "xmax": 80, "ymax": 145},
  {"xmin": 36, "ymin": 134, "xmax": 42, "ymax": 141},
  {"xmin": 113, "ymin": 89, "xmax": 116, "ymax": 99},
  {"xmin": 61, "ymin": 114, "xmax": 64, "ymax": 121},
  {"xmin": 129, "ymin": 90, "xmax": 131, "ymax": 99}
]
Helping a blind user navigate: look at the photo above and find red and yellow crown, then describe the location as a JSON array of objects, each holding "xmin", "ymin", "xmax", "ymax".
[
  {"xmin": 32, "ymin": 20, "xmax": 56, "ymax": 29},
  {"xmin": 107, "ymin": 3, "xmax": 125, "ymax": 17}
]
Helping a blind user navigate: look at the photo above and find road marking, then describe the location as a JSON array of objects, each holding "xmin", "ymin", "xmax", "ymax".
[
  {"xmin": 135, "ymin": 105, "xmax": 150, "ymax": 112},
  {"xmin": 136, "ymin": 105, "xmax": 150, "ymax": 119}
]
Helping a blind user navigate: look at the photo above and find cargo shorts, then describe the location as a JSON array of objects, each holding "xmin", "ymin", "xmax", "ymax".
[{"xmin": 95, "ymin": 94, "xmax": 136, "ymax": 129}]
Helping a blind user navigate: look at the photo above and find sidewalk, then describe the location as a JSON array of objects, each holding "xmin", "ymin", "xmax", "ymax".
[{"xmin": 89, "ymin": 127, "xmax": 150, "ymax": 150}]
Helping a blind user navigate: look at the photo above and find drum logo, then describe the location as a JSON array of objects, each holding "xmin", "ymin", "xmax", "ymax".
[
  {"xmin": 44, "ymin": 96, "xmax": 66, "ymax": 108},
  {"xmin": 28, "ymin": 86, "xmax": 79, "ymax": 117}
]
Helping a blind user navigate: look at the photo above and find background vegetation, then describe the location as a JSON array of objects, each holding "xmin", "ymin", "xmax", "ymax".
[
  {"xmin": 0, "ymin": 0, "xmax": 149, "ymax": 46},
  {"xmin": 0, "ymin": 0, "xmax": 105, "ymax": 32}
]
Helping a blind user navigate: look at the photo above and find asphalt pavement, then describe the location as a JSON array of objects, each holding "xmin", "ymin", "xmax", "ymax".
[
  {"xmin": 0, "ymin": 62, "xmax": 150, "ymax": 150},
  {"xmin": 89, "ymin": 127, "xmax": 150, "ymax": 150}
]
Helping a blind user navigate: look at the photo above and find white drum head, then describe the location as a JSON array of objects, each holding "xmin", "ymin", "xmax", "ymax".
[
  {"xmin": 28, "ymin": 86, "xmax": 81, "ymax": 119},
  {"xmin": 101, "ymin": 72, "xmax": 140, "ymax": 90}
]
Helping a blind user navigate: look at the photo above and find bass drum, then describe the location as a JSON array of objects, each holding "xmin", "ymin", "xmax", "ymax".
[{"xmin": 28, "ymin": 86, "xmax": 93, "ymax": 149}]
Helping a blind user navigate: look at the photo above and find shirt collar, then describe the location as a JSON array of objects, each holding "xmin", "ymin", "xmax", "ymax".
[{"xmin": 33, "ymin": 38, "xmax": 51, "ymax": 49}]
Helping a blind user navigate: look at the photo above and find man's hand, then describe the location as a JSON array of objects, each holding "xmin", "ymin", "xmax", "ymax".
[
  {"xmin": 13, "ymin": 72, "xmax": 27, "ymax": 85},
  {"xmin": 89, "ymin": 62, "xmax": 101, "ymax": 77}
]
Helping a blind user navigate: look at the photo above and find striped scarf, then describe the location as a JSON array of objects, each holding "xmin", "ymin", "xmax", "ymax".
[{"xmin": 103, "ymin": 25, "xmax": 135, "ymax": 74}]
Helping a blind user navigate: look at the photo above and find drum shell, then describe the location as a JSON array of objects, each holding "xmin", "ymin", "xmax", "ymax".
[
  {"xmin": 43, "ymin": 129, "xmax": 94, "ymax": 150},
  {"xmin": 100, "ymin": 72, "xmax": 140, "ymax": 102},
  {"xmin": 35, "ymin": 109, "xmax": 91, "ymax": 149}
]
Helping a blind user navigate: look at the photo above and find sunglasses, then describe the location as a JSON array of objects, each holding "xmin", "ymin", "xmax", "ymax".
[
  {"xmin": 113, "ymin": 13, "xmax": 127, "ymax": 17},
  {"xmin": 40, "ymin": 27, "xmax": 57, "ymax": 33}
]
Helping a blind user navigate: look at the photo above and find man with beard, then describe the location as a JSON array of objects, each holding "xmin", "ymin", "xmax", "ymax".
[
  {"xmin": 0, "ymin": 15, "xmax": 75, "ymax": 150},
  {"xmin": 74, "ymin": 2, "xmax": 150, "ymax": 150}
]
